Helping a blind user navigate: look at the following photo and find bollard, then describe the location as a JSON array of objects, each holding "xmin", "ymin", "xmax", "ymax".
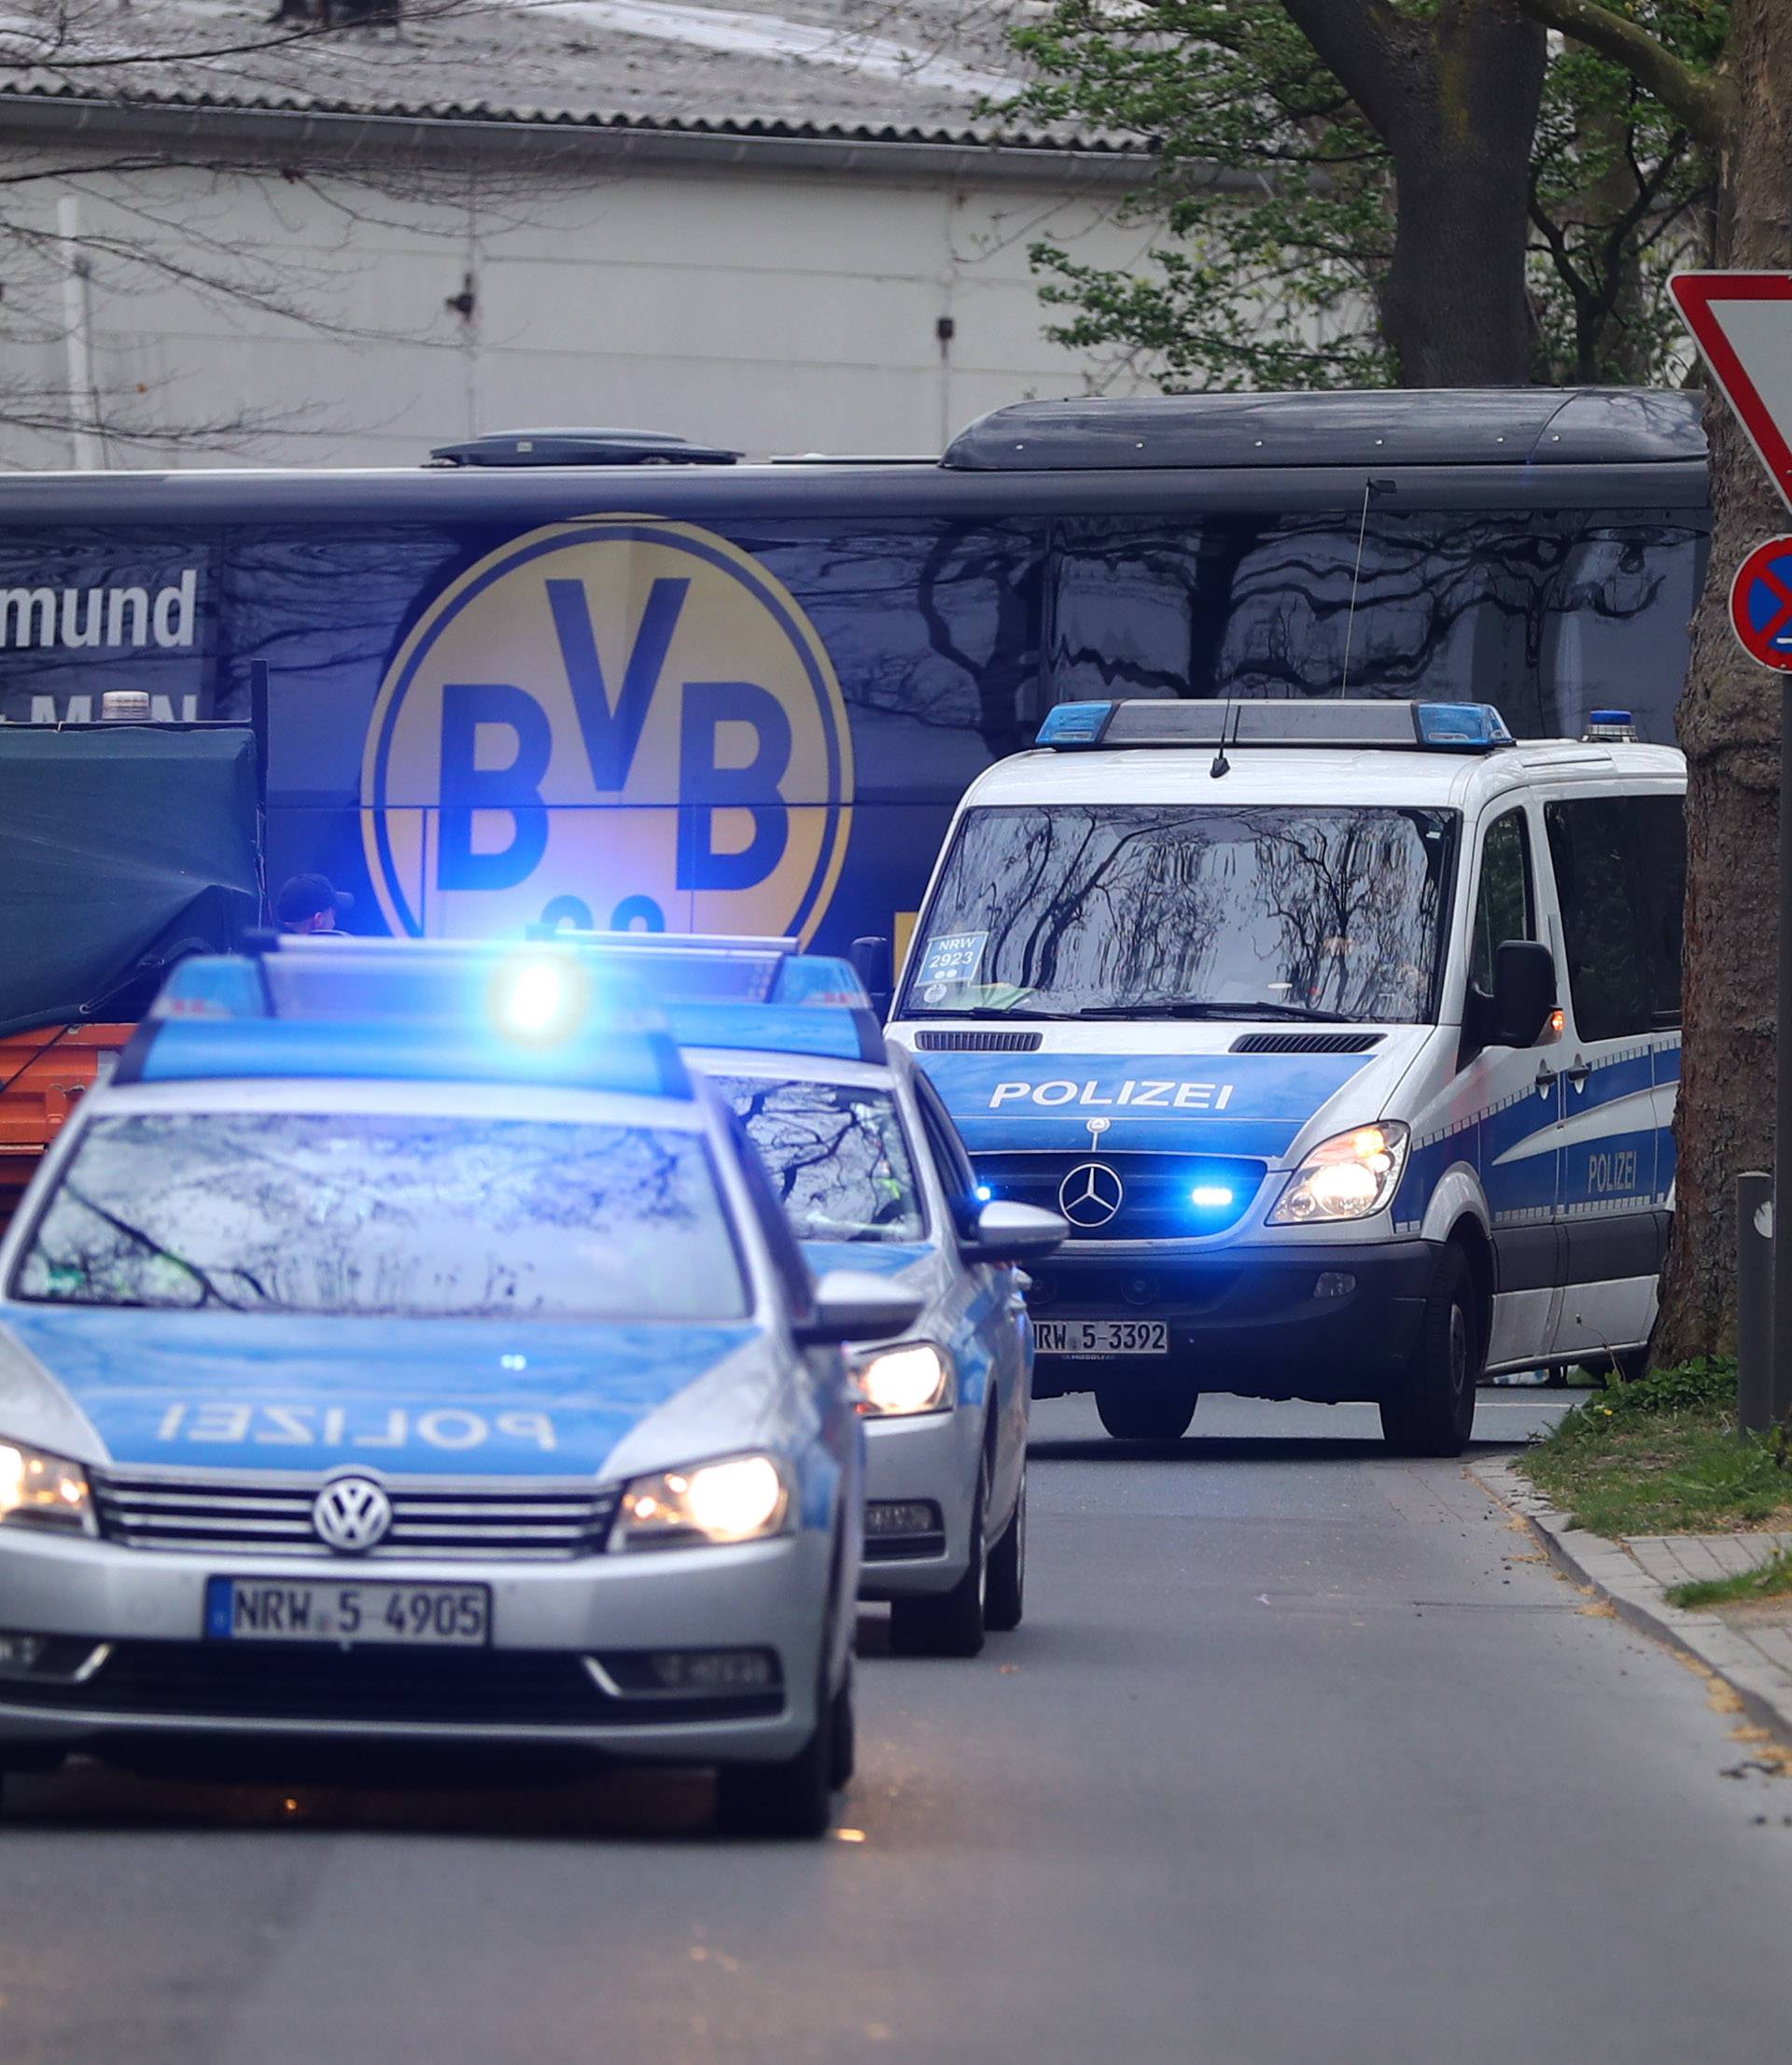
[{"xmin": 1737, "ymin": 1172, "xmax": 1773, "ymax": 1434}]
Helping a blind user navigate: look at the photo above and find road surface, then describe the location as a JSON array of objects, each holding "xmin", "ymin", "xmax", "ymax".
[{"xmin": 4, "ymin": 1391, "xmax": 1789, "ymax": 2065}]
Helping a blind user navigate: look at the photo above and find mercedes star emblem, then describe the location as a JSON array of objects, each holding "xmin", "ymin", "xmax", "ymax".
[
  {"xmin": 1058, "ymin": 1161, "xmax": 1125, "ymax": 1229},
  {"xmin": 311, "ymin": 1474, "xmax": 394, "ymax": 1554}
]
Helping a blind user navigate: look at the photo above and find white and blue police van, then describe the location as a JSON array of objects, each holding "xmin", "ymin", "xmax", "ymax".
[
  {"xmin": 887, "ymin": 699, "xmax": 1686, "ymax": 1455},
  {"xmin": 0, "ymin": 936, "xmax": 922, "ymax": 1836}
]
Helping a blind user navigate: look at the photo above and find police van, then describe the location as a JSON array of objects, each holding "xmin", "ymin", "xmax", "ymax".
[{"xmin": 887, "ymin": 700, "xmax": 1686, "ymax": 1454}]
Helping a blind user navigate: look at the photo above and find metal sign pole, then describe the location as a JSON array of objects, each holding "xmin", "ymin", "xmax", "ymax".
[{"xmin": 1778, "ymin": 677, "xmax": 1792, "ymax": 1425}]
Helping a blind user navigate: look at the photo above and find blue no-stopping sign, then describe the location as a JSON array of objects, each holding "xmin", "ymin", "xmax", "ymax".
[{"xmin": 1730, "ymin": 537, "xmax": 1792, "ymax": 671}]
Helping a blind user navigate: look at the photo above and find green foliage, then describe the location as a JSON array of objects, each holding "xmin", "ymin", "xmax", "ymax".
[
  {"xmin": 1004, "ymin": 0, "xmax": 1721, "ymax": 389},
  {"xmin": 1524, "ymin": 1356, "xmax": 1792, "ymax": 1538},
  {"xmin": 1011, "ymin": 1, "xmax": 1392, "ymax": 388},
  {"xmin": 1666, "ymin": 1549, "xmax": 1792, "ymax": 1610}
]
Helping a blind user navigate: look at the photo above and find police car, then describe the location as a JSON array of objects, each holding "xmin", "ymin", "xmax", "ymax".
[
  {"xmin": 888, "ymin": 701, "xmax": 1686, "ymax": 1455},
  {"xmin": 529, "ymin": 934, "xmax": 1066, "ymax": 1658},
  {"xmin": 0, "ymin": 939, "xmax": 920, "ymax": 1837}
]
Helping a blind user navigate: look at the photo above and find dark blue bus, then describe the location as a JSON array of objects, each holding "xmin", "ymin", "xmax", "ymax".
[{"xmin": 0, "ymin": 388, "xmax": 1708, "ymax": 960}]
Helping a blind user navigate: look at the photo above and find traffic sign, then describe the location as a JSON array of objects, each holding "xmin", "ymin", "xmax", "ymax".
[
  {"xmin": 1729, "ymin": 538, "xmax": 1792, "ymax": 670},
  {"xmin": 1670, "ymin": 273, "xmax": 1792, "ymax": 512}
]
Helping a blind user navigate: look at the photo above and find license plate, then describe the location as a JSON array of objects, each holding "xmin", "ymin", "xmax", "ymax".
[
  {"xmin": 1035, "ymin": 1319, "xmax": 1169, "ymax": 1356},
  {"xmin": 205, "ymin": 1577, "xmax": 491, "ymax": 1648}
]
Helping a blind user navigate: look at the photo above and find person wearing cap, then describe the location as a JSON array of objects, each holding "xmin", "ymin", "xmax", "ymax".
[{"xmin": 276, "ymin": 874, "xmax": 353, "ymax": 935}]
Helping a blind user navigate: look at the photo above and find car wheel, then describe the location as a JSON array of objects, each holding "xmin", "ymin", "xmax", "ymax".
[
  {"xmin": 984, "ymin": 1467, "xmax": 1026, "ymax": 1634},
  {"xmin": 829, "ymin": 1657, "xmax": 856, "ymax": 1790},
  {"xmin": 1095, "ymin": 1384, "xmax": 1198, "ymax": 1441},
  {"xmin": 715, "ymin": 1643, "xmax": 844, "ymax": 1841},
  {"xmin": 889, "ymin": 1461, "xmax": 987, "ymax": 1658},
  {"xmin": 1379, "ymin": 1243, "xmax": 1481, "ymax": 1457}
]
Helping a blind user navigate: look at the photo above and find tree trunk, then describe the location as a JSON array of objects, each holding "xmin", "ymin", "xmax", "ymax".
[
  {"xmin": 1654, "ymin": 0, "xmax": 1792, "ymax": 1361},
  {"xmin": 1285, "ymin": 0, "xmax": 1547, "ymax": 386}
]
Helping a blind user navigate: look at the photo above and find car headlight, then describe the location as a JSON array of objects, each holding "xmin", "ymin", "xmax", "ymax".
[
  {"xmin": 1268, "ymin": 1122, "xmax": 1410, "ymax": 1225},
  {"xmin": 0, "ymin": 1439, "xmax": 94, "ymax": 1536},
  {"xmin": 852, "ymin": 1342, "xmax": 954, "ymax": 1417},
  {"xmin": 610, "ymin": 1453, "xmax": 791, "ymax": 1551}
]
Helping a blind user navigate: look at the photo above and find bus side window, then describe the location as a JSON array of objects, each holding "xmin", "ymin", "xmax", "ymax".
[{"xmin": 1469, "ymin": 807, "xmax": 1536, "ymax": 999}]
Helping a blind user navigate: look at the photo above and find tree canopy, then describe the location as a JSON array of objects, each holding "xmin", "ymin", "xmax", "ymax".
[{"xmin": 1005, "ymin": 0, "xmax": 1724, "ymax": 391}]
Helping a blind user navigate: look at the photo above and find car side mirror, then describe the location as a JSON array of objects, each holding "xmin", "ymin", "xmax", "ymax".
[
  {"xmin": 849, "ymin": 935, "xmax": 893, "ymax": 1018},
  {"xmin": 960, "ymin": 1199, "xmax": 1067, "ymax": 1264},
  {"xmin": 1490, "ymin": 939, "xmax": 1557, "ymax": 1048},
  {"xmin": 796, "ymin": 1270, "xmax": 924, "ymax": 1347}
]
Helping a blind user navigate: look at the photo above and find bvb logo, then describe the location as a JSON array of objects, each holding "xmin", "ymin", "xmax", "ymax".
[{"xmin": 359, "ymin": 519, "xmax": 853, "ymax": 940}]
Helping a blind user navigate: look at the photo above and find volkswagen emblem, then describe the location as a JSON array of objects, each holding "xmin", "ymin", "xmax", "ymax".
[
  {"xmin": 1058, "ymin": 1161, "xmax": 1125, "ymax": 1229},
  {"xmin": 312, "ymin": 1475, "xmax": 393, "ymax": 1554}
]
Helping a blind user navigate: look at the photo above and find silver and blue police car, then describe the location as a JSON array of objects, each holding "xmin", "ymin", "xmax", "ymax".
[
  {"xmin": 529, "ymin": 934, "xmax": 1066, "ymax": 1658},
  {"xmin": 0, "ymin": 939, "xmax": 918, "ymax": 1836}
]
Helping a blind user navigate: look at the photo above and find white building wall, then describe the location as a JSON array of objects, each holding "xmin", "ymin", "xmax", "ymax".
[{"xmin": 2, "ymin": 142, "xmax": 1158, "ymax": 470}]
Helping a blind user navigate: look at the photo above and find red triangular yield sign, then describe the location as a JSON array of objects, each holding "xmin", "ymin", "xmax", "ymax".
[{"xmin": 1671, "ymin": 273, "xmax": 1792, "ymax": 513}]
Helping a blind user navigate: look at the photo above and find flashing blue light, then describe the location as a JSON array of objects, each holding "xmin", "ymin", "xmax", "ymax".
[
  {"xmin": 1190, "ymin": 1185, "xmax": 1235, "ymax": 1209},
  {"xmin": 500, "ymin": 959, "xmax": 568, "ymax": 1037},
  {"xmin": 1414, "ymin": 703, "xmax": 1514, "ymax": 752},
  {"xmin": 1589, "ymin": 708, "xmax": 1633, "ymax": 726},
  {"xmin": 973, "ymin": 1184, "xmax": 994, "ymax": 1202},
  {"xmin": 1037, "ymin": 701, "xmax": 1115, "ymax": 749}
]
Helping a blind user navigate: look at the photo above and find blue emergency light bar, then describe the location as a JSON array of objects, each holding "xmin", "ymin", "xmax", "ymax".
[
  {"xmin": 663, "ymin": 1001, "xmax": 887, "ymax": 1065},
  {"xmin": 1036, "ymin": 698, "xmax": 1515, "ymax": 754},
  {"xmin": 133, "ymin": 947, "xmax": 692, "ymax": 1098},
  {"xmin": 524, "ymin": 928, "xmax": 871, "ymax": 1010}
]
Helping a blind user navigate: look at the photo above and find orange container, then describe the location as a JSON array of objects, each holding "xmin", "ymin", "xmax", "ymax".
[{"xmin": 0, "ymin": 1024, "xmax": 135, "ymax": 1231}]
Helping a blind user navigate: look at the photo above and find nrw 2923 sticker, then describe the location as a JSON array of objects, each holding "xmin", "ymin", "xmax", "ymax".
[{"xmin": 360, "ymin": 519, "xmax": 854, "ymax": 939}]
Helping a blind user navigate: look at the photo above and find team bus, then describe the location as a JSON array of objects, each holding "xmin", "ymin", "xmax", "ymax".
[{"xmin": 0, "ymin": 389, "xmax": 1708, "ymax": 960}]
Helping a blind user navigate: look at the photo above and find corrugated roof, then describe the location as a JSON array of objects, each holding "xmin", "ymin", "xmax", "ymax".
[{"xmin": 0, "ymin": 0, "xmax": 1144, "ymax": 154}]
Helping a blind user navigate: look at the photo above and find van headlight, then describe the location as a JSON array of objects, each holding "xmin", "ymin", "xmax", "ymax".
[
  {"xmin": 1268, "ymin": 1123, "xmax": 1410, "ymax": 1225},
  {"xmin": 853, "ymin": 1342, "xmax": 954, "ymax": 1417},
  {"xmin": 0, "ymin": 1440, "xmax": 94, "ymax": 1536},
  {"xmin": 610, "ymin": 1454, "xmax": 791, "ymax": 1551}
]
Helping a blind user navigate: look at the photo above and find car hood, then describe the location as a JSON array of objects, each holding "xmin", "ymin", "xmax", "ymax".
[
  {"xmin": 800, "ymin": 1240, "xmax": 935, "ymax": 1284},
  {"xmin": 908, "ymin": 1033, "xmax": 1424, "ymax": 1162},
  {"xmin": 0, "ymin": 1305, "xmax": 792, "ymax": 1481}
]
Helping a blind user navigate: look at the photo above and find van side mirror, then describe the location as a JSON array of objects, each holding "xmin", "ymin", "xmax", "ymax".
[
  {"xmin": 796, "ymin": 1270, "xmax": 923, "ymax": 1347},
  {"xmin": 1489, "ymin": 940, "xmax": 1556, "ymax": 1048},
  {"xmin": 961, "ymin": 1199, "xmax": 1066, "ymax": 1264},
  {"xmin": 850, "ymin": 935, "xmax": 893, "ymax": 1017}
]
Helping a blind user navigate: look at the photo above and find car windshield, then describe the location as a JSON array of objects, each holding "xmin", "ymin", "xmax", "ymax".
[
  {"xmin": 710, "ymin": 1075, "xmax": 925, "ymax": 1243},
  {"xmin": 11, "ymin": 1111, "xmax": 749, "ymax": 1321},
  {"xmin": 901, "ymin": 803, "xmax": 1457, "ymax": 1025}
]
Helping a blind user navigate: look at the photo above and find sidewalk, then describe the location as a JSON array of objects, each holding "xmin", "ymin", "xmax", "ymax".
[{"xmin": 1471, "ymin": 1456, "xmax": 1792, "ymax": 1753}]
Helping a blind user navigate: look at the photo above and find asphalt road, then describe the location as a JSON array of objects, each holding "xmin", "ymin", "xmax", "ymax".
[{"xmin": 6, "ymin": 1390, "xmax": 1792, "ymax": 2065}]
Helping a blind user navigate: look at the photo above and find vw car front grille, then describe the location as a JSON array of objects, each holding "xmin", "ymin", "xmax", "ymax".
[{"xmin": 90, "ymin": 1468, "xmax": 621, "ymax": 1561}]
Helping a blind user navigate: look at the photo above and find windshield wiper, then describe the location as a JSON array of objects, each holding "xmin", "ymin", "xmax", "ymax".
[
  {"xmin": 903, "ymin": 1005, "xmax": 1089, "ymax": 1021},
  {"xmin": 1060, "ymin": 999, "xmax": 1353, "ymax": 1024}
]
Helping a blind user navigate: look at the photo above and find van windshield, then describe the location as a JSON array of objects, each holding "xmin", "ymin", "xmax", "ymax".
[{"xmin": 901, "ymin": 804, "xmax": 1457, "ymax": 1026}]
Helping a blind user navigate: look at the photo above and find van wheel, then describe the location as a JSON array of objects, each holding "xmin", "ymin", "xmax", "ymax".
[
  {"xmin": 1380, "ymin": 1244, "xmax": 1480, "ymax": 1457},
  {"xmin": 1096, "ymin": 1384, "xmax": 1198, "ymax": 1441},
  {"xmin": 889, "ymin": 1464, "xmax": 987, "ymax": 1658},
  {"xmin": 984, "ymin": 1468, "xmax": 1026, "ymax": 1633}
]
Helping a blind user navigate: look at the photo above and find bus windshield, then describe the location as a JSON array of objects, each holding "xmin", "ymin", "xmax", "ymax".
[{"xmin": 901, "ymin": 804, "xmax": 1457, "ymax": 1026}]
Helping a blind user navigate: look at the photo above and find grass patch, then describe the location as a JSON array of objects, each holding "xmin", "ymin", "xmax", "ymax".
[
  {"xmin": 1523, "ymin": 1357, "xmax": 1792, "ymax": 1539},
  {"xmin": 1665, "ymin": 1551, "xmax": 1792, "ymax": 1611}
]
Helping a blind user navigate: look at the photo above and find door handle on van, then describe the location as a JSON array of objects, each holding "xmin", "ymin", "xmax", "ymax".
[
  {"xmin": 1533, "ymin": 1060, "xmax": 1558, "ymax": 1091},
  {"xmin": 1562, "ymin": 1062, "xmax": 1593, "ymax": 1090}
]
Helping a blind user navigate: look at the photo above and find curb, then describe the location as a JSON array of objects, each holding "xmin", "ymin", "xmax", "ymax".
[{"xmin": 1466, "ymin": 1454, "xmax": 1792, "ymax": 1751}]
